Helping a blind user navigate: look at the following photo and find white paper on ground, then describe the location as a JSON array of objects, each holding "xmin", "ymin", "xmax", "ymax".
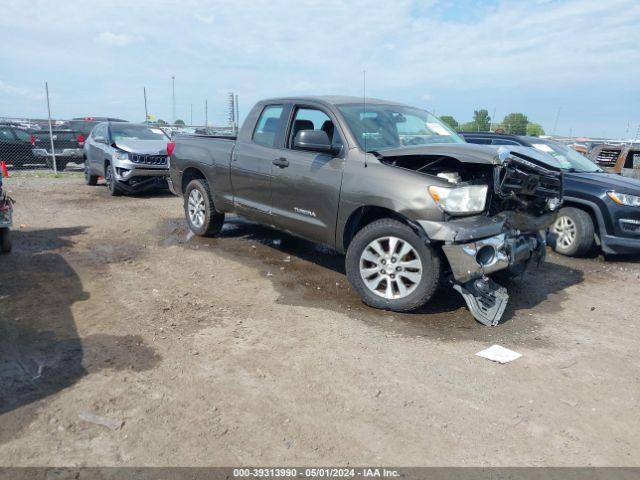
[{"xmin": 476, "ymin": 345, "xmax": 522, "ymax": 364}]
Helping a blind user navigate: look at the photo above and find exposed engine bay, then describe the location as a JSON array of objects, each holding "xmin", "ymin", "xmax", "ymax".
[{"xmin": 377, "ymin": 151, "xmax": 563, "ymax": 219}]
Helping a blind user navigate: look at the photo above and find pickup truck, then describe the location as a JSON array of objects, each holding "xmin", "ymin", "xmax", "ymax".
[{"xmin": 168, "ymin": 96, "xmax": 564, "ymax": 326}]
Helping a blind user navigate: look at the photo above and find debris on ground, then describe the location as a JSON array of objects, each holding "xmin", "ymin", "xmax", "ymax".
[
  {"xmin": 78, "ymin": 411, "xmax": 124, "ymax": 431},
  {"xmin": 475, "ymin": 345, "xmax": 522, "ymax": 364}
]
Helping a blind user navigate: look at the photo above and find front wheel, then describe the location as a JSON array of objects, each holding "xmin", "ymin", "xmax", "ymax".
[
  {"xmin": 345, "ymin": 218, "xmax": 441, "ymax": 312},
  {"xmin": 105, "ymin": 162, "xmax": 123, "ymax": 196},
  {"xmin": 549, "ymin": 207, "xmax": 594, "ymax": 256},
  {"xmin": 0, "ymin": 228, "xmax": 12, "ymax": 253},
  {"xmin": 184, "ymin": 179, "xmax": 225, "ymax": 236}
]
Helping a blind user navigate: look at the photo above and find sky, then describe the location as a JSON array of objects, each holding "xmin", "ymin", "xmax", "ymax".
[{"xmin": 0, "ymin": 0, "xmax": 638, "ymax": 138}]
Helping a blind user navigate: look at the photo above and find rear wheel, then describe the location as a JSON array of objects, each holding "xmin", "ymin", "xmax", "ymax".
[
  {"xmin": 105, "ymin": 162, "xmax": 123, "ymax": 196},
  {"xmin": 184, "ymin": 179, "xmax": 225, "ymax": 236},
  {"xmin": 549, "ymin": 207, "xmax": 594, "ymax": 256},
  {"xmin": 84, "ymin": 165, "xmax": 98, "ymax": 186},
  {"xmin": 0, "ymin": 228, "xmax": 12, "ymax": 253},
  {"xmin": 346, "ymin": 218, "xmax": 441, "ymax": 312}
]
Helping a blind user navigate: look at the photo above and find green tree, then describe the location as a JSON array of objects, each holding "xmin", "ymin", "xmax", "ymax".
[
  {"xmin": 526, "ymin": 123, "xmax": 545, "ymax": 136},
  {"xmin": 502, "ymin": 113, "xmax": 529, "ymax": 135},
  {"xmin": 473, "ymin": 109, "xmax": 491, "ymax": 131},
  {"xmin": 439, "ymin": 115, "xmax": 459, "ymax": 130},
  {"xmin": 174, "ymin": 119, "xmax": 186, "ymax": 126},
  {"xmin": 459, "ymin": 121, "xmax": 479, "ymax": 132}
]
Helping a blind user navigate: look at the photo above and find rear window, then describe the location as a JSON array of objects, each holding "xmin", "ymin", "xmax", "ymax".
[
  {"xmin": 252, "ymin": 105, "xmax": 284, "ymax": 148},
  {"xmin": 34, "ymin": 131, "xmax": 76, "ymax": 141}
]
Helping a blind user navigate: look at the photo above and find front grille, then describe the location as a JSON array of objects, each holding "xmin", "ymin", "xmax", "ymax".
[
  {"xmin": 129, "ymin": 153, "xmax": 168, "ymax": 166},
  {"xmin": 595, "ymin": 149, "xmax": 621, "ymax": 167},
  {"xmin": 496, "ymin": 154, "xmax": 563, "ymax": 200}
]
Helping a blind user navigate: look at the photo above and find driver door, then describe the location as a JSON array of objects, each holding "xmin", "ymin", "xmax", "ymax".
[{"xmin": 270, "ymin": 105, "xmax": 345, "ymax": 246}]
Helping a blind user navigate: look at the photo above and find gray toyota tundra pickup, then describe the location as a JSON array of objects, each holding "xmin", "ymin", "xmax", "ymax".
[{"xmin": 168, "ymin": 96, "xmax": 563, "ymax": 326}]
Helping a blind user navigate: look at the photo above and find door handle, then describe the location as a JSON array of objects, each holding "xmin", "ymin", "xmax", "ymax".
[{"xmin": 272, "ymin": 157, "xmax": 289, "ymax": 168}]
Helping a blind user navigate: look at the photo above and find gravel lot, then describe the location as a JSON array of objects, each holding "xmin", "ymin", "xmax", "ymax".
[{"xmin": 1, "ymin": 174, "xmax": 640, "ymax": 466}]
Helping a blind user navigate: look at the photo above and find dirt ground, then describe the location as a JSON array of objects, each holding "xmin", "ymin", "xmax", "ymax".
[{"xmin": 1, "ymin": 173, "xmax": 640, "ymax": 467}]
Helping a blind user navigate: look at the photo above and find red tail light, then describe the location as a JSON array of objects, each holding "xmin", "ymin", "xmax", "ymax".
[
  {"xmin": 77, "ymin": 133, "xmax": 85, "ymax": 146},
  {"xmin": 30, "ymin": 134, "xmax": 36, "ymax": 146},
  {"xmin": 166, "ymin": 141, "xmax": 176, "ymax": 156}
]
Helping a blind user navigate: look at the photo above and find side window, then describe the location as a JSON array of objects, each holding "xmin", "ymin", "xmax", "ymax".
[
  {"xmin": 492, "ymin": 139, "xmax": 521, "ymax": 146},
  {"xmin": 14, "ymin": 129, "xmax": 31, "ymax": 142},
  {"xmin": 289, "ymin": 107, "xmax": 341, "ymax": 149},
  {"xmin": 0, "ymin": 128, "xmax": 16, "ymax": 142},
  {"xmin": 252, "ymin": 105, "xmax": 284, "ymax": 148}
]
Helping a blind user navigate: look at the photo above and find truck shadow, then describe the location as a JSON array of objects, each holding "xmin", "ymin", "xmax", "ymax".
[
  {"xmin": 169, "ymin": 217, "xmax": 585, "ymax": 344},
  {"xmin": 0, "ymin": 227, "xmax": 159, "ymax": 444}
]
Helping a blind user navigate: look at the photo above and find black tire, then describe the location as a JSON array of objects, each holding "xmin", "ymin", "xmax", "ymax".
[
  {"xmin": 84, "ymin": 165, "xmax": 98, "ymax": 186},
  {"xmin": 0, "ymin": 228, "xmax": 12, "ymax": 253},
  {"xmin": 549, "ymin": 207, "xmax": 594, "ymax": 257},
  {"xmin": 345, "ymin": 218, "xmax": 441, "ymax": 312},
  {"xmin": 104, "ymin": 162, "xmax": 123, "ymax": 196},
  {"xmin": 184, "ymin": 179, "xmax": 225, "ymax": 237}
]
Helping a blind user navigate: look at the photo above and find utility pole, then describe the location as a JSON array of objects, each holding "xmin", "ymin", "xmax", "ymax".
[
  {"xmin": 143, "ymin": 87, "xmax": 148, "ymax": 123},
  {"xmin": 490, "ymin": 107, "xmax": 496, "ymax": 131},
  {"xmin": 190, "ymin": 103, "xmax": 193, "ymax": 126},
  {"xmin": 171, "ymin": 76, "xmax": 176, "ymax": 124},
  {"xmin": 205, "ymin": 99, "xmax": 208, "ymax": 126},
  {"xmin": 45, "ymin": 82, "xmax": 57, "ymax": 175}
]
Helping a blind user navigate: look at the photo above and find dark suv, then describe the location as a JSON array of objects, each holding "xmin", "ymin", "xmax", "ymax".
[{"xmin": 462, "ymin": 133, "xmax": 640, "ymax": 256}]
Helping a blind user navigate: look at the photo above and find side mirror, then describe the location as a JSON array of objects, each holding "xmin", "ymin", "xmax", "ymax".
[
  {"xmin": 294, "ymin": 129, "xmax": 340, "ymax": 154},
  {"xmin": 94, "ymin": 135, "xmax": 107, "ymax": 144}
]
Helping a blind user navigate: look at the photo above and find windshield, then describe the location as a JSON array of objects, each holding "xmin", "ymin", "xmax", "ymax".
[
  {"xmin": 110, "ymin": 124, "xmax": 168, "ymax": 142},
  {"xmin": 531, "ymin": 140, "xmax": 603, "ymax": 173},
  {"xmin": 337, "ymin": 104, "xmax": 464, "ymax": 152}
]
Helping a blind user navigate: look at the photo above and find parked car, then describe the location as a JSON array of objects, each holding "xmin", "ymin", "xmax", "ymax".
[
  {"xmin": 589, "ymin": 143, "xmax": 640, "ymax": 179},
  {"xmin": 83, "ymin": 122, "xmax": 171, "ymax": 195},
  {"xmin": 69, "ymin": 117, "xmax": 128, "ymax": 142},
  {"xmin": 31, "ymin": 130, "xmax": 84, "ymax": 171},
  {"xmin": 462, "ymin": 133, "xmax": 640, "ymax": 256},
  {"xmin": 168, "ymin": 96, "xmax": 564, "ymax": 326},
  {"xmin": 0, "ymin": 124, "xmax": 38, "ymax": 168}
]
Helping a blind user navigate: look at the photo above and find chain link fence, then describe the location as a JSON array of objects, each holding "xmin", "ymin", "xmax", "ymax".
[{"xmin": 0, "ymin": 116, "xmax": 236, "ymax": 174}]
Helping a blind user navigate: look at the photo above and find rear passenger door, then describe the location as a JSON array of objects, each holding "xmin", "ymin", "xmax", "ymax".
[
  {"xmin": 230, "ymin": 104, "xmax": 286, "ymax": 222},
  {"xmin": 270, "ymin": 105, "xmax": 345, "ymax": 247}
]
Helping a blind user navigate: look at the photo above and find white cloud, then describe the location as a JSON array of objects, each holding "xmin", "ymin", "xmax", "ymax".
[
  {"xmin": 0, "ymin": 80, "xmax": 44, "ymax": 101},
  {"xmin": 96, "ymin": 31, "xmax": 142, "ymax": 47}
]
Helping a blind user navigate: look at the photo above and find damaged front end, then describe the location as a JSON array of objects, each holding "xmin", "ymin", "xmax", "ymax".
[{"xmin": 378, "ymin": 145, "xmax": 564, "ymax": 326}]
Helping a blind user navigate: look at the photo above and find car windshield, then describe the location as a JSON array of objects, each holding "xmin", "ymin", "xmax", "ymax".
[
  {"xmin": 337, "ymin": 104, "xmax": 464, "ymax": 152},
  {"xmin": 110, "ymin": 124, "xmax": 168, "ymax": 141},
  {"xmin": 531, "ymin": 140, "xmax": 603, "ymax": 173}
]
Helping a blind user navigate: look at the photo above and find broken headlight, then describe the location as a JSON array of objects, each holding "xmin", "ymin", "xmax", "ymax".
[
  {"xmin": 428, "ymin": 185, "xmax": 488, "ymax": 215},
  {"xmin": 607, "ymin": 191, "xmax": 640, "ymax": 207}
]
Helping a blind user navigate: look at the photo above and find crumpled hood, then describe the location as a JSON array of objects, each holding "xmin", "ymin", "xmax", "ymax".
[
  {"xmin": 373, "ymin": 143, "xmax": 561, "ymax": 170},
  {"xmin": 114, "ymin": 139, "xmax": 168, "ymax": 154}
]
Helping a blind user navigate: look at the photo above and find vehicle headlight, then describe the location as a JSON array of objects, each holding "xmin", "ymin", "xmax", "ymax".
[
  {"xmin": 113, "ymin": 150, "xmax": 129, "ymax": 161},
  {"xmin": 547, "ymin": 197, "xmax": 561, "ymax": 211},
  {"xmin": 428, "ymin": 185, "xmax": 488, "ymax": 215},
  {"xmin": 607, "ymin": 191, "xmax": 640, "ymax": 207}
]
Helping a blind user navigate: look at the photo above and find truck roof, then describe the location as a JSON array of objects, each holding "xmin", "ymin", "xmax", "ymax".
[{"xmin": 258, "ymin": 95, "xmax": 408, "ymax": 107}]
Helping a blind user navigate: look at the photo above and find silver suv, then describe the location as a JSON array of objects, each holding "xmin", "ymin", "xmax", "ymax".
[{"xmin": 83, "ymin": 122, "xmax": 171, "ymax": 195}]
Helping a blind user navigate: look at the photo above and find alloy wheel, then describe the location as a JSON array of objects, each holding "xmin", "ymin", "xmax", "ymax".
[
  {"xmin": 188, "ymin": 189, "xmax": 206, "ymax": 228},
  {"xmin": 359, "ymin": 236, "xmax": 423, "ymax": 299},
  {"xmin": 552, "ymin": 215, "xmax": 577, "ymax": 249}
]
